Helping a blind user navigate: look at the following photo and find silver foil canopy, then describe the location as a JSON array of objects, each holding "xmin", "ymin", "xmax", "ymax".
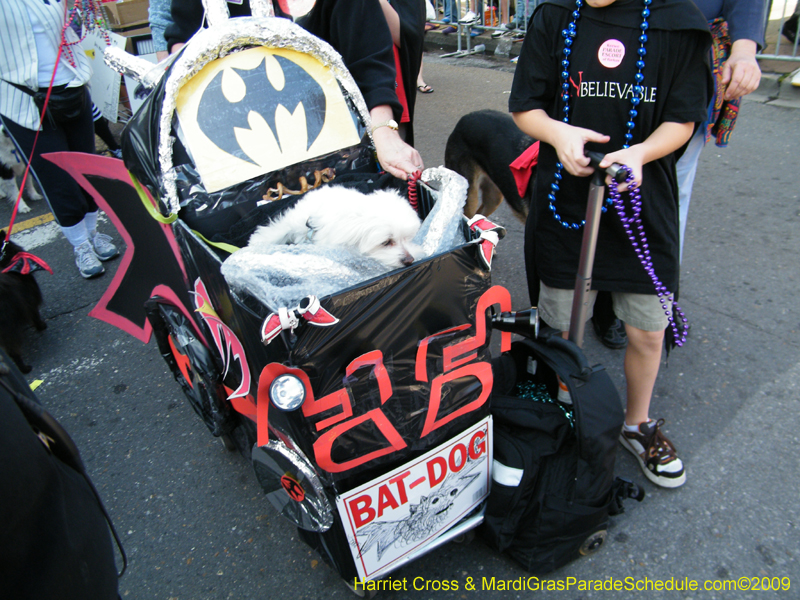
[{"xmin": 415, "ymin": 167, "xmax": 470, "ymax": 257}]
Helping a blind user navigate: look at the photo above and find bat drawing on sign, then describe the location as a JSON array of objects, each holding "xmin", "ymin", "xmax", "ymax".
[
  {"xmin": 352, "ymin": 456, "xmax": 486, "ymax": 562},
  {"xmin": 196, "ymin": 54, "xmax": 327, "ymax": 163}
]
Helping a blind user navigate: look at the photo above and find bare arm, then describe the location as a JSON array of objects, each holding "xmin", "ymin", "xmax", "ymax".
[
  {"xmin": 379, "ymin": 0, "xmax": 402, "ymax": 47},
  {"xmin": 512, "ymin": 109, "xmax": 611, "ymax": 178},
  {"xmin": 370, "ymin": 105, "xmax": 423, "ymax": 180}
]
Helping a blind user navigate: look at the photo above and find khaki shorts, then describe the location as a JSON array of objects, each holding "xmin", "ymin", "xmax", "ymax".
[{"xmin": 538, "ymin": 282, "xmax": 671, "ymax": 332}]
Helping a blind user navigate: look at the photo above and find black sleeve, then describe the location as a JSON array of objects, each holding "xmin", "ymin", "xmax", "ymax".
[
  {"xmin": 508, "ymin": 4, "xmax": 561, "ymax": 114},
  {"xmin": 720, "ymin": 0, "xmax": 767, "ymax": 48},
  {"xmin": 303, "ymin": 0, "xmax": 401, "ymax": 117},
  {"xmin": 165, "ymin": 0, "xmax": 205, "ymax": 51},
  {"xmin": 660, "ymin": 29, "xmax": 713, "ymax": 126},
  {"xmin": 166, "ymin": 0, "xmax": 252, "ymax": 51}
]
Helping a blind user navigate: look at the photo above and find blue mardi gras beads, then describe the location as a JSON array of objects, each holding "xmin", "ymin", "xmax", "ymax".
[{"xmin": 547, "ymin": 0, "xmax": 650, "ymax": 228}]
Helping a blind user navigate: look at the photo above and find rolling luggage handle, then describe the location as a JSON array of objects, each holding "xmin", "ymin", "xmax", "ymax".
[
  {"xmin": 490, "ymin": 309, "xmax": 593, "ymax": 380},
  {"xmin": 568, "ymin": 152, "xmax": 628, "ymax": 348}
]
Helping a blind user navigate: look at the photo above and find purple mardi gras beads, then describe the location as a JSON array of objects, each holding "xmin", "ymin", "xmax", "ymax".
[{"xmin": 608, "ymin": 167, "xmax": 689, "ymax": 347}]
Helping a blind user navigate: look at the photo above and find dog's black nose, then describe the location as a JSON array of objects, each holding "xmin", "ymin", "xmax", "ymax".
[{"xmin": 401, "ymin": 254, "xmax": 415, "ymax": 266}]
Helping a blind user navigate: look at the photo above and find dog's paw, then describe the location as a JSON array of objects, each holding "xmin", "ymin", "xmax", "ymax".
[
  {"xmin": 25, "ymin": 187, "xmax": 43, "ymax": 201},
  {"xmin": 16, "ymin": 200, "xmax": 31, "ymax": 213}
]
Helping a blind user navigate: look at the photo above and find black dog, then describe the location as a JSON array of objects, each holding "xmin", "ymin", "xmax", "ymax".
[
  {"xmin": 445, "ymin": 109, "xmax": 536, "ymax": 223},
  {"xmin": 0, "ymin": 231, "xmax": 47, "ymax": 373}
]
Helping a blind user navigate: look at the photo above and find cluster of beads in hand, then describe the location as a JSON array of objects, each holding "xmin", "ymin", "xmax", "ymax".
[{"xmin": 608, "ymin": 168, "xmax": 689, "ymax": 347}]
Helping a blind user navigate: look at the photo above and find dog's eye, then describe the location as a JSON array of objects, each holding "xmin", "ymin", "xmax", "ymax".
[{"xmin": 382, "ymin": 239, "xmax": 395, "ymax": 247}]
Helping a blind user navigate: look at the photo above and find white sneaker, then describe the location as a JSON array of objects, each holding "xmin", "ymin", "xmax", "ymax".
[
  {"xmin": 791, "ymin": 68, "xmax": 800, "ymax": 87},
  {"xmin": 492, "ymin": 23, "xmax": 512, "ymax": 38},
  {"xmin": 89, "ymin": 232, "xmax": 119, "ymax": 261},
  {"xmin": 619, "ymin": 419, "xmax": 686, "ymax": 488},
  {"xmin": 74, "ymin": 240, "xmax": 105, "ymax": 278},
  {"xmin": 459, "ymin": 10, "xmax": 477, "ymax": 23}
]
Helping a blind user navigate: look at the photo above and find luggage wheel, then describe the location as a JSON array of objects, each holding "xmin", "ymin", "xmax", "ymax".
[
  {"xmin": 452, "ymin": 529, "xmax": 476, "ymax": 545},
  {"xmin": 579, "ymin": 530, "xmax": 607, "ymax": 556}
]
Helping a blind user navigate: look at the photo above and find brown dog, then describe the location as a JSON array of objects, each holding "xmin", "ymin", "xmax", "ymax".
[
  {"xmin": 445, "ymin": 109, "xmax": 536, "ymax": 223},
  {"xmin": 0, "ymin": 231, "xmax": 47, "ymax": 373}
]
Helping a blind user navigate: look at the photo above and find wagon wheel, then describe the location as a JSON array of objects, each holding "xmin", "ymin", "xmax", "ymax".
[
  {"xmin": 219, "ymin": 432, "xmax": 237, "ymax": 451},
  {"xmin": 166, "ymin": 331, "xmax": 234, "ymax": 438},
  {"xmin": 251, "ymin": 440, "xmax": 334, "ymax": 533},
  {"xmin": 452, "ymin": 529, "xmax": 476, "ymax": 545},
  {"xmin": 147, "ymin": 300, "xmax": 238, "ymax": 441}
]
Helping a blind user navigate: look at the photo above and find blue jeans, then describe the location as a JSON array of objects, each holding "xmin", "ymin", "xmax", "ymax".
[
  {"xmin": 675, "ymin": 125, "xmax": 706, "ymax": 262},
  {"xmin": 515, "ymin": 0, "xmax": 538, "ymax": 27},
  {"xmin": 443, "ymin": 0, "xmax": 456, "ymax": 22}
]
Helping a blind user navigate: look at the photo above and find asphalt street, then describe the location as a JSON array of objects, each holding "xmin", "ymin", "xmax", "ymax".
[{"xmin": 3, "ymin": 50, "xmax": 799, "ymax": 600}]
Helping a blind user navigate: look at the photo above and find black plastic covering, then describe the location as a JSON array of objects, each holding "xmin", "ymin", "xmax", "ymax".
[
  {"xmin": 174, "ymin": 211, "xmax": 497, "ymax": 492},
  {"xmin": 120, "ymin": 64, "xmax": 171, "ymax": 207}
]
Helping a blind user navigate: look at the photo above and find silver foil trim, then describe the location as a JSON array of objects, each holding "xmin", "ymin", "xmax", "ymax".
[
  {"xmin": 202, "ymin": 0, "xmax": 231, "ymax": 27},
  {"xmin": 249, "ymin": 0, "xmax": 275, "ymax": 18},
  {"xmin": 253, "ymin": 439, "xmax": 334, "ymax": 531},
  {"xmin": 414, "ymin": 167, "xmax": 469, "ymax": 256},
  {"xmin": 104, "ymin": 46, "xmax": 174, "ymax": 92}
]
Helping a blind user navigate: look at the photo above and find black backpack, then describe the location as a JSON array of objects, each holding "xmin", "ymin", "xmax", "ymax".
[{"xmin": 481, "ymin": 336, "xmax": 643, "ymax": 574}]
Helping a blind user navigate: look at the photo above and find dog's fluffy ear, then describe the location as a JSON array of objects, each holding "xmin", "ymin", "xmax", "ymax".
[{"xmin": 305, "ymin": 218, "xmax": 317, "ymax": 238}]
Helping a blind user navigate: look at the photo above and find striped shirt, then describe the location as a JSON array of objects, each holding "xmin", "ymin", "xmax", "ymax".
[{"xmin": 0, "ymin": 0, "xmax": 93, "ymax": 130}]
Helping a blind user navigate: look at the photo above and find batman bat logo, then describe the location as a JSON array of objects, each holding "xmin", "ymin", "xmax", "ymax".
[{"xmin": 195, "ymin": 54, "xmax": 327, "ymax": 164}]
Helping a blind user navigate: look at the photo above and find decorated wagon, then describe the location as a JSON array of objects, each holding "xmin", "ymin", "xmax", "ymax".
[{"xmin": 46, "ymin": 0, "xmax": 628, "ymax": 589}]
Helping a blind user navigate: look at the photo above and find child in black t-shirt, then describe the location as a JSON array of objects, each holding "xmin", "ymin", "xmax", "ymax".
[{"xmin": 509, "ymin": 0, "xmax": 712, "ymax": 488}]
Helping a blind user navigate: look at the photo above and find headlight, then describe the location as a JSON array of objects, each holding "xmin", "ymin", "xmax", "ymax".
[{"xmin": 269, "ymin": 374, "xmax": 306, "ymax": 411}]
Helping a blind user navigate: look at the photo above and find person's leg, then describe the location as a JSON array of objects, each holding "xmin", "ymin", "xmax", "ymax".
[
  {"xmin": 676, "ymin": 124, "xmax": 705, "ymax": 262},
  {"xmin": 1, "ymin": 109, "xmax": 95, "ymax": 228},
  {"xmin": 538, "ymin": 282, "xmax": 597, "ymax": 404},
  {"xmin": 2, "ymin": 95, "xmax": 113, "ymax": 278},
  {"xmin": 622, "ymin": 325, "xmax": 663, "ymax": 425},
  {"xmin": 416, "ymin": 61, "xmax": 433, "ymax": 92},
  {"xmin": 614, "ymin": 292, "xmax": 685, "ymax": 488},
  {"xmin": 91, "ymin": 102, "xmax": 121, "ymax": 156}
]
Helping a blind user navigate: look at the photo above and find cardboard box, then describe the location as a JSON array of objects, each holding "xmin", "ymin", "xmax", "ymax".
[{"xmin": 102, "ymin": 0, "xmax": 150, "ymax": 31}]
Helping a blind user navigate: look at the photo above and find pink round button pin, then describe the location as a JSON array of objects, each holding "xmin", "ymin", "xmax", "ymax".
[{"xmin": 598, "ymin": 39, "xmax": 626, "ymax": 68}]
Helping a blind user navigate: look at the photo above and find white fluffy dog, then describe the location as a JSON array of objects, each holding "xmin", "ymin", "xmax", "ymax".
[
  {"xmin": 248, "ymin": 185, "xmax": 423, "ymax": 269},
  {"xmin": 0, "ymin": 125, "xmax": 43, "ymax": 213}
]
